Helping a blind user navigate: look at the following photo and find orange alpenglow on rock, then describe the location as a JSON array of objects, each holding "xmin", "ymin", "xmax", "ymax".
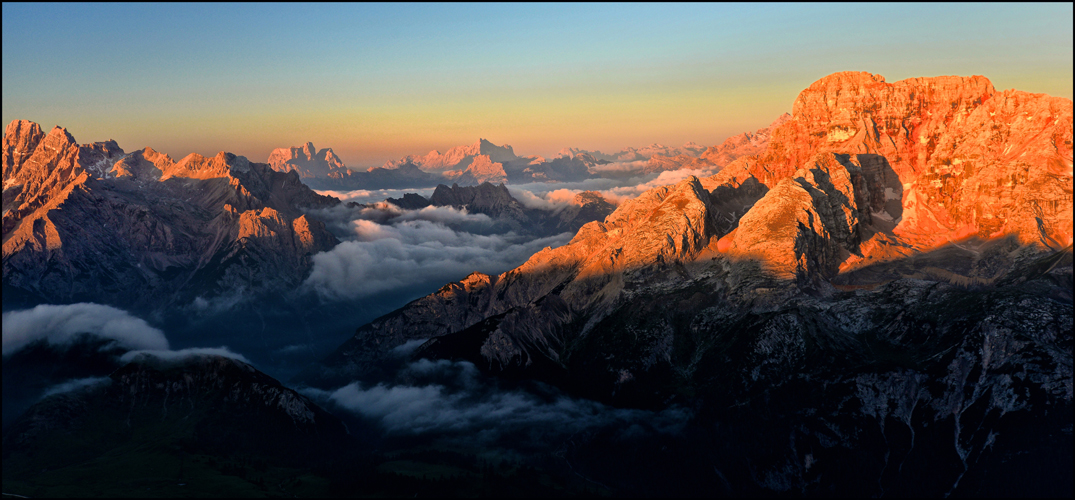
[
  {"xmin": 708, "ymin": 71, "xmax": 1072, "ymax": 277},
  {"xmin": 1, "ymin": 121, "xmax": 339, "ymax": 308},
  {"xmin": 325, "ymin": 71, "xmax": 1072, "ymax": 368},
  {"xmin": 266, "ymin": 142, "xmax": 350, "ymax": 179},
  {"xmin": 517, "ymin": 71, "xmax": 1071, "ymax": 288}
]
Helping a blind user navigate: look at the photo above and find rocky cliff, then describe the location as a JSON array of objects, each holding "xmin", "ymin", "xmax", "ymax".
[
  {"xmin": 2, "ymin": 121, "xmax": 339, "ymax": 311},
  {"xmin": 303, "ymin": 72, "xmax": 1073, "ymax": 495},
  {"xmin": 716, "ymin": 72, "xmax": 1072, "ymax": 255},
  {"xmin": 267, "ymin": 141, "xmax": 349, "ymax": 179}
]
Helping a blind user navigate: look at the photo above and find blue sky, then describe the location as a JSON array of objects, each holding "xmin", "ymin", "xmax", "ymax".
[{"xmin": 3, "ymin": 3, "xmax": 1071, "ymax": 167}]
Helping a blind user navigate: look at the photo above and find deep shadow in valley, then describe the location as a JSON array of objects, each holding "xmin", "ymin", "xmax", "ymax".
[
  {"xmin": 3, "ymin": 153, "xmax": 1072, "ymax": 496},
  {"xmin": 286, "ymin": 239, "xmax": 1073, "ymax": 497},
  {"xmin": 2, "ymin": 243, "xmax": 1071, "ymax": 497}
]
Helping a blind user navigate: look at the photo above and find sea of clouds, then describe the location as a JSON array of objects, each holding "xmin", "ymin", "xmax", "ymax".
[{"xmin": 303, "ymin": 165, "xmax": 720, "ymax": 302}]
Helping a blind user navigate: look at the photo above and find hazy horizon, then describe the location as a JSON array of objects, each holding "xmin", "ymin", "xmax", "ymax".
[{"xmin": 3, "ymin": 3, "xmax": 1071, "ymax": 169}]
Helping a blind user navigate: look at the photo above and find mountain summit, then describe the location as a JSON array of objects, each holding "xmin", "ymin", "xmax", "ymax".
[{"xmin": 267, "ymin": 141, "xmax": 349, "ymax": 179}]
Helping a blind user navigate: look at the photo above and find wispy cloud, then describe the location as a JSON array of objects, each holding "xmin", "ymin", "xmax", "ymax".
[
  {"xmin": 40, "ymin": 377, "xmax": 112, "ymax": 398},
  {"xmin": 119, "ymin": 346, "xmax": 251, "ymax": 365},
  {"xmin": 315, "ymin": 187, "xmax": 438, "ymax": 205},
  {"xmin": 2, "ymin": 303, "xmax": 169, "ymax": 356},
  {"xmin": 312, "ymin": 358, "xmax": 691, "ymax": 448}
]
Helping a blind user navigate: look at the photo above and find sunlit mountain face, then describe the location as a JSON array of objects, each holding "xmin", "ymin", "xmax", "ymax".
[{"xmin": 3, "ymin": 3, "xmax": 1072, "ymax": 497}]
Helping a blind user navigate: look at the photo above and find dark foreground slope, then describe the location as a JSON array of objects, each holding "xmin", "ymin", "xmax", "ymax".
[
  {"xmin": 2, "ymin": 354, "xmax": 353, "ymax": 497},
  {"xmin": 2, "ymin": 352, "xmax": 610, "ymax": 497}
]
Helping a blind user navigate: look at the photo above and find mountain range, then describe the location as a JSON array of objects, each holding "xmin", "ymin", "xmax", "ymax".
[
  {"xmin": 381, "ymin": 182, "xmax": 615, "ymax": 237},
  {"xmin": 266, "ymin": 130, "xmax": 786, "ymax": 192},
  {"xmin": 2, "ymin": 70, "xmax": 1071, "ymax": 497},
  {"xmin": 1, "ymin": 128, "xmax": 621, "ymax": 327},
  {"xmin": 299, "ymin": 71, "xmax": 1073, "ymax": 495},
  {"xmin": 2, "ymin": 123, "xmax": 339, "ymax": 312}
]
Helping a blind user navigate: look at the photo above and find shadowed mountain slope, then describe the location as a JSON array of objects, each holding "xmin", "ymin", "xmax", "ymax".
[{"xmin": 2, "ymin": 121, "xmax": 340, "ymax": 311}]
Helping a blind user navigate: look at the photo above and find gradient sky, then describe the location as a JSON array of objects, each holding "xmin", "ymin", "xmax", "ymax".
[{"xmin": 3, "ymin": 3, "xmax": 1072, "ymax": 169}]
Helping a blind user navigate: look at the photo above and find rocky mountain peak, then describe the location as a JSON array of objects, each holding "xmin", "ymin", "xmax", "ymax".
[
  {"xmin": 573, "ymin": 190, "xmax": 608, "ymax": 206},
  {"xmin": 428, "ymin": 182, "xmax": 518, "ymax": 215},
  {"xmin": 767, "ymin": 111, "xmax": 792, "ymax": 130},
  {"xmin": 43, "ymin": 125, "xmax": 78, "ymax": 149},
  {"xmin": 266, "ymin": 142, "xmax": 348, "ymax": 179},
  {"xmin": 3, "ymin": 119, "xmax": 42, "ymax": 140},
  {"xmin": 163, "ymin": 151, "xmax": 243, "ymax": 180},
  {"xmin": 141, "ymin": 146, "xmax": 173, "ymax": 164},
  {"xmin": 2, "ymin": 119, "xmax": 45, "ymax": 181},
  {"xmin": 445, "ymin": 154, "xmax": 508, "ymax": 184},
  {"xmin": 479, "ymin": 138, "xmax": 518, "ymax": 163},
  {"xmin": 109, "ymin": 147, "xmax": 173, "ymax": 180},
  {"xmin": 725, "ymin": 152, "xmax": 874, "ymax": 282},
  {"xmin": 716, "ymin": 71, "xmax": 1070, "ymax": 257}
]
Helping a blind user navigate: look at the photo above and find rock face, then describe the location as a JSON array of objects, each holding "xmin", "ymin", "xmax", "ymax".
[
  {"xmin": 385, "ymin": 138, "xmax": 519, "ymax": 172},
  {"xmin": 444, "ymin": 154, "xmax": 508, "ymax": 185},
  {"xmin": 267, "ymin": 141, "xmax": 349, "ymax": 179},
  {"xmin": 304, "ymin": 72, "xmax": 1073, "ymax": 496},
  {"xmin": 2, "ymin": 121, "xmax": 339, "ymax": 311},
  {"xmin": 716, "ymin": 72, "xmax": 1072, "ymax": 255}
]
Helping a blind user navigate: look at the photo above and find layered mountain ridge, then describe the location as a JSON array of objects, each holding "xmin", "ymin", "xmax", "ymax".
[
  {"xmin": 381, "ymin": 182, "xmax": 615, "ymax": 237},
  {"xmin": 314, "ymin": 71, "xmax": 1072, "ymax": 381},
  {"xmin": 2, "ymin": 121, "xmax": 339, "ymax": 311}
]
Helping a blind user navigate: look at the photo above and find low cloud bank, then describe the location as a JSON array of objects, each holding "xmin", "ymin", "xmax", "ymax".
[
  {"xmin": 316, "ymin": 187, "xmax": 437, "ymax": 205},
  {"xmin": 306, "ymin": 203, "xmax": 495, "ymax": 240},
  {"xmin": 506, "ymin": 187, "xmax": 584, "ymax": 212},
  {"xmin": 3, "ymin": 303, "xmax": 253, "ymax": 365},
  {"xmin": 313, "ymin": 359, "xmax": 691, "ymax": 449},
  {"xmin": 305, "ymin": 167, "xmax": 720, "ymax": 302},
  {"xmin": 41, "ymin": 377, "xmax": 112, "ymax": 398},
  {"xmin": 2, "ymin": 303, "xmax": 170, "ymax": 356},
  {"xmin": 119, "ymin": 346, "xmax": 251, "ymax": 365},
  {"xmin": 587, "ymin": 159, "xmax": 651, "ymax": 174},
  {"xmin": 507, "ymin": 167, "xmax": 719, "ymax": 207},
  {"xmin": 306, "ymin": 193, "xmax": 574, "ymax": 301},
  {"xmin": 305, "ymin": 226, "xmax": 571, "ymax": 300},
  {"xmin": 599, "ymin": 167, "xmax": 720, "ymax": 204}
]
